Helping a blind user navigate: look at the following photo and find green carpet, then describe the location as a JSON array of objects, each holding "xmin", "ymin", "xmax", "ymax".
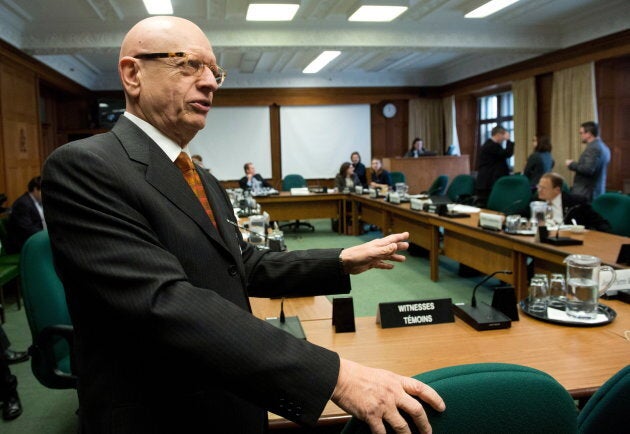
[{"xmin": 1, "ymin": 219, "xmax": 500, "ymax": 432}]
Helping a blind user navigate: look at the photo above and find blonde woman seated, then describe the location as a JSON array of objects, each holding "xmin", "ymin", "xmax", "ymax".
[{"xmin": 335, "ymin": 162, "xmax": 361, "ymax": 192}]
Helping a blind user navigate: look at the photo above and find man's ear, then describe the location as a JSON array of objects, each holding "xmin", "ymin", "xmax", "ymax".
[{"xmin": 119, "ymin": 57, "xmax": 141, "ymax": 98}]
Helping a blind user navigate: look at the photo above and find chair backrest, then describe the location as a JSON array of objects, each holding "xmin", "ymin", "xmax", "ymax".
[
  {"xmin": 20, "ymin": 230, "xmax": 76, "ymax": 389},
  {"xmin": 390, "ymin": 171, "xmax": 406, "ymax": 185},
  {"xmin": 282, "ymin": 174, "xmax": 307, "ymax": 191},
  {"xmin": 427, "ymin": 175, "xmax": 449, "ymax": 196},
  {"xmin": 486, "ymin": 175, "xmax": 531, "ymax": 214},
  {"xmin": 0, "ymin": 216, "xmax": 9, "ymax": 255},
  {"xmin": 591, "ymin": 192, "xmax": 630, "ymax": 236},
  {"xmin": 577, "ymin": 365, "xmax": 630, "ymax": 434},
  {"xmin": 446, "ymin": 174, "xmax": 476, "ymax": 202},
  {"xmin": 342, "ymin": 363, "xmax": 578, "ymax": 434}
]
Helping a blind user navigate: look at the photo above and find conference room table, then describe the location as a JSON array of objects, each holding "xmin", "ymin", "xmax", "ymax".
[
  {"xmin": 255, "ymin": 193, "xmax": 627, "ymax": 298},
  {"xmin": 255, "ymin": 296, "xmax": 630, "ymax": 430},
  {"xmin": 255, "ymin": 192, "xmax": 348, "ymax": 234},
  {"xmin": 349, "ymin": 194, "xmax": 629, "ymax": 301}
]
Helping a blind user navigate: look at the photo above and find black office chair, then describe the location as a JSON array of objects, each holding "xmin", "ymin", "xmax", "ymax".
[{"xmin": 279, "ymin": 174, "xmax": 315, "ymax": 233}]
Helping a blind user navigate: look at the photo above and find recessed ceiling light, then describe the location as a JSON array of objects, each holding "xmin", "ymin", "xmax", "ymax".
[
  {"xmin": 303, "ymin": 51, "xmax": 341, "ymax": 74},
  {"xmin": 142, "ymin": 0, "xmax": 173, "ymax": 15},
  {"xmin": 246, "ymin": 3, "xmax": 299, "ymax": 21},
  {"xmin": 465, "ymin": 0, "xmax": 520, "ymax": 19},
  {"xmin": 348, "ymin": 5, "xmax": 408, "ymax": 22}
]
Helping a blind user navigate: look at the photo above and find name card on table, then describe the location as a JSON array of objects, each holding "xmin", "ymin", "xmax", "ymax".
[{"xmin": 376, "ymin": 298, "xmax": 454, "ymax": 328}]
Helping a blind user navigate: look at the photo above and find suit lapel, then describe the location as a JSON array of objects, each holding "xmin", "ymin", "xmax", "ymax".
[{"xmin": 112, "ymin": 118, "xmax": 233, "ymax": 256}]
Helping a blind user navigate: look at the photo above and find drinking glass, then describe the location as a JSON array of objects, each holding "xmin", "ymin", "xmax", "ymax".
[
  {"xmin": 548, "ymin": 273, "xmax": 567, "ymax": 308},
  {"xmin": 528, "ymin": 276, "xmax": 548, "ymax": 314}
]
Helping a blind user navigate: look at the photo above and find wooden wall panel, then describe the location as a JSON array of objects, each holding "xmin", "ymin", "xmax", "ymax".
[
  {"xmin": 536, "ymin": 73, "xmax": 553, "ymax": 138},
  {"xmin": 596, "ymin": 55, "xmax": 630, "ymax": 192},
  {"xmin": 455, "ymin": 95, "xmax": 477, "ymax": 169},
  {"xmin": 1, "ymin": 63, "xmax": 41, "ymax": 203}
]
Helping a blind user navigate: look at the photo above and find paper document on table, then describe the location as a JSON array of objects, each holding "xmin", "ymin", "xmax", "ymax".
[
  {"xmin": 546, "ymin": 307, "xmax": 608, "ymax": 324},
  {"xmin": 450, "ymin": 204, "xmax": 481, "ymax": 213}
]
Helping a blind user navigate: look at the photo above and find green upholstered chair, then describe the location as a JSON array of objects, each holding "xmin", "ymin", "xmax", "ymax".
[
  {"xmin": 486, "ymin": 175, "xmax": 531, "ymax": 215},
  {"xmin": 280, "ymin": 174, "xmax": 315, "ymax": 232},
  {"xmin": 446, "ymin": 174, "xmax": 476, "ymax": 203},
  {"xmin": 20, "ymin": 230, "xmax": 77, "ymax": 389},
  {"xmin": 390, "ymin": 171, "xmax": 406, "ymax": 185},
  {"xmin": 578, "ymin": 365, "xmax": 630, "ymax": 433},
  {"xmin": 592, "ymin": 192, "xmax": 630, "ymax": 236},
  {"xmin": 342, "ymin": 363, "xmax": 578, "ymax": 434},
  {"xmin": 424, "ymin": 175, "xmax": 449, "ymax": 197}
]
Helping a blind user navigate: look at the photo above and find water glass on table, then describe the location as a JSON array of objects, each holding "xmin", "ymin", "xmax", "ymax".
[{"xmin": 528, "ymin": 276, "xmax": 548, "ymax": 314}]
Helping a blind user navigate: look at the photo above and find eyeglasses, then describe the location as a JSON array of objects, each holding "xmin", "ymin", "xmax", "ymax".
[{"xmin": 133, "ymin": 52, "xmax": 226, "ymax": 87}]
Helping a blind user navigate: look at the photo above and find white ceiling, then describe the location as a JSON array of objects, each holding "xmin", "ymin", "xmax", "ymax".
[{"xmin": 0, "ymin": 0, "xmax": 628, "ymax": 91}]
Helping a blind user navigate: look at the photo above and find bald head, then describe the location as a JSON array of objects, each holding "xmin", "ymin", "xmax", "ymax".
[
  {"xmin": 120, "ymin": 16, "xmax": 209, "ymax": 60},
  {"xmin": 117, "ymin": 16, "xmax": 219, "ymax": 146}
]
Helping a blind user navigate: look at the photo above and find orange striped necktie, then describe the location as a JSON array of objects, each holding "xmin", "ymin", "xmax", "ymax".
[{"xmin": 174, "ymin": 152, "xmax": 217, "ymax": 228}]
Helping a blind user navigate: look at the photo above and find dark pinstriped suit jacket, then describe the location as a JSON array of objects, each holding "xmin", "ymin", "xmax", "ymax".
[{"xmin": 42, "ymin": 116, "xmax": 350, "ymax": 433}]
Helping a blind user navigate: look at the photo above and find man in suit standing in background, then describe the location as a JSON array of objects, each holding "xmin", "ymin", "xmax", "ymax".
[
  {"xmin": 42, "ymin": 16, "xmax": 444, "ymax": 434},
  {"xmin": 565, "ymin": 121, "xmax": 611, "ymax": 202},
  {"xmin": 6, "ymin": 176, "xmax": 45, "ymax": 254},
  {"xmin": 475, "ymin": 126, "xmax": 515, "ymax": 206}
]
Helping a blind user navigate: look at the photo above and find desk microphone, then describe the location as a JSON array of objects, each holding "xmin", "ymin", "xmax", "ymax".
[
  {"xmin": 452, "ymin": 270, "xmax": 513, "ymax": 331},
  {"xmin": 226, "ymin": 218, "xmax": 267, "ymax": 242},
  {"xmin": 279, "ymin": 297, "xmax": 286, "ymax": 323},
  {"xmin": 501, "ymin": 199, "xmax": 524, "ymax": 215}
]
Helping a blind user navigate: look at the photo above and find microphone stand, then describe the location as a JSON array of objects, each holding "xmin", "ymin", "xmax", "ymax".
[{"xmin": 453, "ymin": 270, "xmax": 514, "ymax": 331}]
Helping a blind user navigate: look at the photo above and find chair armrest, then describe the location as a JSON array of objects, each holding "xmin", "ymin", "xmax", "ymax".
[{"xmin": 29, "ymin": 324, "xmax": 78, "ymax": 389}]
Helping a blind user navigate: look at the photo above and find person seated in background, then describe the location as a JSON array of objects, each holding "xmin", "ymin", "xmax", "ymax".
[
  {"xmin": 191, "ymin": 154, "xmax": 210, "ymax": 172},
  {"xmin": 405, "ymin": 138, "xmax": 436, "ymax": 157},
  {"xmin": 536, "ymin": 172, "xmax": 611, "ymax": 232},
  {"xmin": 369, "ymin": 158, "xmax": 392, "ymax": 192},
  {"xmin": 475, "ymin": 126, "xmax": 515, "ymax": 205},
  {"xmin": 350, "ymin": 151, "xmax": 367, "ymax": 187},
  {"xmin": 523, "ymin": 135, "xmax": 554, "ymax": 190},
  {"xmin": 334, "ymin": 162, "xmax": 361, "ymax": 192},
  {"xmin": 1, "ymin": 324, "xmax": 27, "ymax": 421},
  {"xmin": 239, "ymin": 162, "xmax": 272, "ymax": 192},
  {"xmin": 6, "ymin": 176, "xmax": 45, "ymax": 254}
]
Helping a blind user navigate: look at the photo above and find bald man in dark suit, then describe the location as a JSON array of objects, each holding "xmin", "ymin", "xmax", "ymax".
[{"xmin": 42, "ymin": 16, "xmax": 443, "ymax": 434}]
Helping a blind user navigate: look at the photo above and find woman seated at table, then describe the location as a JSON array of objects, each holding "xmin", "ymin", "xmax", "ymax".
[
  {"xmin": 369, "ymin": 158, "xmax": 393, "ymax": 192},
  {"xmin": 335, "ymin": 162, "xmax": 361, "ymax": 193}
]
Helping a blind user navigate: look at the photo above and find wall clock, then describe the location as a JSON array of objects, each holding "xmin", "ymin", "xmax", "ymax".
[{"xmin": 382, "ymin": 103, "xmax": 397, "ymax": 119}]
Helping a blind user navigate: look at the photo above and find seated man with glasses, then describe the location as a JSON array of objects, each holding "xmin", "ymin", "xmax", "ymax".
[{"xmin": 535, "ymin": 172, "xmax": 611, "ymax": 232}]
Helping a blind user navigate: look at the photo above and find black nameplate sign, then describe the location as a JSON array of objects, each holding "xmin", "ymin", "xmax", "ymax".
[
  {"xmin": 377, "ymin": 298, "xmax": 454, "ymax": 329},
  {"xmin": 332, "ymin": 297, "xmax": 356, "ymax": 333}
]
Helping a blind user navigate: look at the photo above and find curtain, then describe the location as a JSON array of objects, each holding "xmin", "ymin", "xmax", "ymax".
[
  {"xmin": 442, "ymin": 95, "xmax": 460, "ymax": 155},
  {"xmin": 550, "ymin": 63, "xmax": 597, "ymax": 183},
  {"xmin": 409, "ymin": 98, "xmax": 444, "ymax": 153},
  {"xmin": 512, "ymin": 77, "xmax": 537, "ymax": 174}
]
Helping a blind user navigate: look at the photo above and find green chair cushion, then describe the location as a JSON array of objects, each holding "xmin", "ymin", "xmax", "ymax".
[{"xmin": 577, "ymin": 365, "xmax": 630, "ymax": 434}]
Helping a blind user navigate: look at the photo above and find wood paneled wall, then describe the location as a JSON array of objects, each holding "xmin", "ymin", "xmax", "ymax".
[{"xmin": 596, "ymin": 55, "xmax": 630, "ymax": 192}]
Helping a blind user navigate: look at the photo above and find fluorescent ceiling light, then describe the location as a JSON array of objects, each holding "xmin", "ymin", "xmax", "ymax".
[
  {"xmin": 246, "ymin": 3, "xmax": 299, "ymax": 21},
  {"xmin": 348, "ymin": 6, "xmax": 408, "ymax": 22},
  {"xmin": 465, "ymin": 0, "xmax": 519, "ymax": 19},
  {"xmin": 142, "ymin": 0, "xmax": 173, "ymax": 15},
  {"xmin": 303, "ymin": 51, "xmax": 341, "ymax": 74}
]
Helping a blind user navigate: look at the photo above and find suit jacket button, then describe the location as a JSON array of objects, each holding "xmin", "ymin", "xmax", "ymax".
[{"xmin": 228, "ymin": 265, "xmax": 238, "ymax": 277}]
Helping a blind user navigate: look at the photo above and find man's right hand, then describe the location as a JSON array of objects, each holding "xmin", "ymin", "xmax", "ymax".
[{"xmin": 332, "ymin": 359, "xmax": 445, "ymax": 434}]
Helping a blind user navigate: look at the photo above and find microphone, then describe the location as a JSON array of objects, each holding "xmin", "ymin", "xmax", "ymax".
[
  {"xmin": 471, "ymin": 270, "xmax": 513, "ymax": 307},
  {"xmin": 279, "ymin": 297, "xmax": 286, "ymax": 324},
  {"xmin": 226, "ymin": 218, "xmax": 267, "ymax": 243},
  {"xmin": 452, "ymin": 269, "xmax": 514, "ymax": 331},
  {"xmin": 501, "ymin": 199, "xmax": 524, "ymax": 215}
]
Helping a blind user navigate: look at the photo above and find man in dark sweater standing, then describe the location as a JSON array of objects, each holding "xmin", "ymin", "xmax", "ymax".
[
  {"xmin": 475, "ymin": 126, "xmax": 515, "ymax": 205},
  {"xmin": 565, "ymin": 121, "xmax": 610, "ymax": 202}
]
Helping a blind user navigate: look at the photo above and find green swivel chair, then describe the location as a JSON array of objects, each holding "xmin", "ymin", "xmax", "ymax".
[
  {"xmin": 390, "ymin": 171, "xmax": 406, "ymax": 185},
  {"xmin": 577, "ymin": 365, "xmax": 630, "ymax": 433},
  {"xmin": 486, "ymin": 175, "xmax": 531, "ymax": 215},
  {"xmin": 592, "ymin": 192, "xmax": 630, "ymax": 236},
  {"xmin": 342, "ymin": 363, "xmax": 578, "ymax": 434},
  {"xmin": 20, "ymin": 230, "xmax": 77, "ymax": 389},
  {"xmin": 280, "ymin": 174, "xmax": 315, "ymax": 232},
  {"xmin": 424, "ymin": 175, "xmax": 449, "ymax": 197},
  {"xmin": 446, "ymin": 174, "xmax": 476, "ymax": 203}
]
